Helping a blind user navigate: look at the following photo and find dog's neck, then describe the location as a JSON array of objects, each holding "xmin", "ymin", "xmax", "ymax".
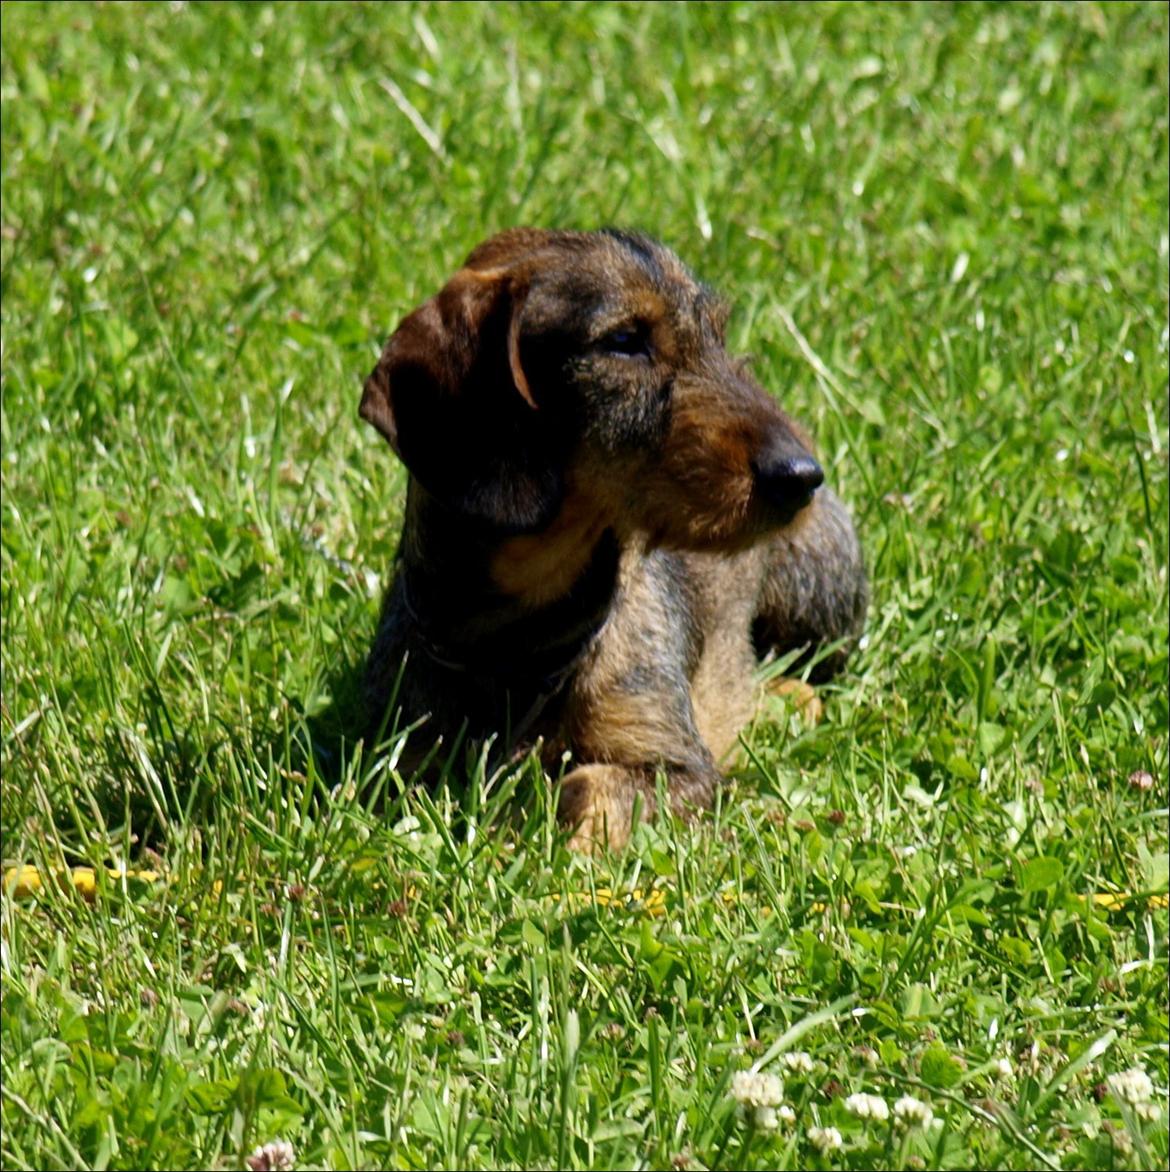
[{"xmin": 396, "ymin": 481, "xmax": 621, "ymax": 683}]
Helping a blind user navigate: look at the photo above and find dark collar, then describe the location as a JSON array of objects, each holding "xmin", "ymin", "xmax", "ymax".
[{"xmin": 399, "ymin": 527, "xmax": 621, "ymax": 693}]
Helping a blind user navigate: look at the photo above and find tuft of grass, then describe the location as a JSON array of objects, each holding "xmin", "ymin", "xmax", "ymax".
[{"xmin": 2, "ymin": 3, "xmax": 1166, "ymax": 1169}]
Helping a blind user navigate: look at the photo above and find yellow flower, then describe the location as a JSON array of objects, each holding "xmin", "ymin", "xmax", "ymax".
[
  {"xmin": 3, "ymin": 865, "xmax": 42, "ymax": 898},
  {"xmin": 1077, "ymin": 892, "xmax": 1169, "ymax": 912},
  {"xmin": 551, "ymin": 886, "xmax": 668, "ymax": 918},
  {"xmin": 3, "ymin": 865, "xmax": 161, "ymax": 903}
]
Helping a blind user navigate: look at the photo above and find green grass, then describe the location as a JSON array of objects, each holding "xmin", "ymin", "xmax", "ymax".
[{"xmin": 2, "ymin": 2, "xmax": 1167, "ymax": 1169}]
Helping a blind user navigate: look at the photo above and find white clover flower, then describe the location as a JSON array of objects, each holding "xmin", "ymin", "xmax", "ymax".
[
  {"xmin": 730, "ymin": 1070, "xmax": 785, "ymax": 1109},
  {"xmin": 246, "ymin": 1140, "xmax": 295, "ymax": 1172},
  {"xmin": 1108, "ymin": 1066, "xmax": 1154, "ymax": 1106},
  {"xmin": 1103, "ymin": 1121, "xmax": 1134, "ymax": 1157},
  {"xmin": 844, "ymin": 1092, "xmax": 889, "ymax": 1121},
  {"xmin": 754, "ymin": 1105, "xmax": 780, "ymax": 1131},
  {"xmin": 994, "ymin": 1056, "xmax": 1013, "ymax": 1079},
  {"xmin": 778, "ymin": 1104, "xmax": 797, "ymax": 1126},
  {"xmin": 894, "ymin": 1095, "xmax": 934, "ymax": 1129},
  {"xmin": 782, "ymin": 1050, "xmax": 815, "ymax": 1074},
  {"xmin": 807, "ymin": 1125, "xmax": 843, "ymax": 1154}
]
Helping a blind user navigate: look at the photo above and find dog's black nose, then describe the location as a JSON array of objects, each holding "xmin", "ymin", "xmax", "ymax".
[{"xmin": 753, "ymin": 446, "xmax": 824, "ymax": 517}]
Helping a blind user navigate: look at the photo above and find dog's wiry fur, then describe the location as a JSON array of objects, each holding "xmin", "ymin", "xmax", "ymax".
[{"xmin": 360, "ymin": 228, "xmax": 866, "ymax": 849}]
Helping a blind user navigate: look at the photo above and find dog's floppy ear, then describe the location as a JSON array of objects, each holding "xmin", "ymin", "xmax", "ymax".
[{"xmin": 360, "ymin": 266, "xmax": 563, "ymax": 533}]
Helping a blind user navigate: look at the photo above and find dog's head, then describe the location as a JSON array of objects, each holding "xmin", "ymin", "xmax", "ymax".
[{"xmin": 361, "ymin": 228, "xmax": 822, "ymax": 547}]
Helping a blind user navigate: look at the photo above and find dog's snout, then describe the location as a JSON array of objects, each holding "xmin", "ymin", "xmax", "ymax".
[{"xmin": 753, "ymin": 442, "xmax": 824, "ymax": 518}]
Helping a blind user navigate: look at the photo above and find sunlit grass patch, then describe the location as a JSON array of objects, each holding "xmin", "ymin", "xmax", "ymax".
[{"xmin": 2, "ymin": 2, "xmax": 1167, "ymax": 1169}]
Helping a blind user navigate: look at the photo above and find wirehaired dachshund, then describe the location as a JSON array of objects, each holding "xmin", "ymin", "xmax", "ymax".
[{"xmin": 360, "ymin": 228, "xmax": 866, "ymax": 849}]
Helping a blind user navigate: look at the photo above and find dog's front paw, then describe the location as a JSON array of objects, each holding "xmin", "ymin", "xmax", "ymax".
[
  {"xmin": 558, "ymin": 764, "xmax": 644, "ymax": 853},
  {"xmin": 764, "ymin": 677, "xmax": 824, "ymax": 725}
]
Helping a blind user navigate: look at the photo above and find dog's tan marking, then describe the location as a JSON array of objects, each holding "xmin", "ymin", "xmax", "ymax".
[{"xmin": 490, "ymin": 489, "xmax": 610, "ymax": 606}]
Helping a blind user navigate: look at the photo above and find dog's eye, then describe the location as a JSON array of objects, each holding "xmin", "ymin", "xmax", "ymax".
[{"xmin": 598, "ymin": 326, "xmax": 651, "ymax": 358}]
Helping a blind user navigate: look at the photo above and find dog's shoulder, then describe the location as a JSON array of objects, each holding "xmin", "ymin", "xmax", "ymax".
[{"xmin": 585, "ymin": 543, "xmax": 765, "ymax": 685}]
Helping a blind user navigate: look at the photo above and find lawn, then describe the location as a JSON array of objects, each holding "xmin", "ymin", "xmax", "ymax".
[{"xmin": 1, "ymin": 2, "xmax": 1167, "ymax": 1169}]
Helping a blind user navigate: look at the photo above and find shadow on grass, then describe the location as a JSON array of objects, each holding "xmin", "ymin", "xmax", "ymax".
[
  {"xmin": 62, "ymin": 647, "xmax": 381, "ymax": 856},
  {"xmin": 91, "ymin": 642, "xmax": 547, "ymax": 863}
]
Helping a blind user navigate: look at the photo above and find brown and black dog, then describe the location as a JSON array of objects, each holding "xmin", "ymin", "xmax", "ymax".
[{"xmin": 360, "ymin": 228, "xmax": 866, "ymax": 849}]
